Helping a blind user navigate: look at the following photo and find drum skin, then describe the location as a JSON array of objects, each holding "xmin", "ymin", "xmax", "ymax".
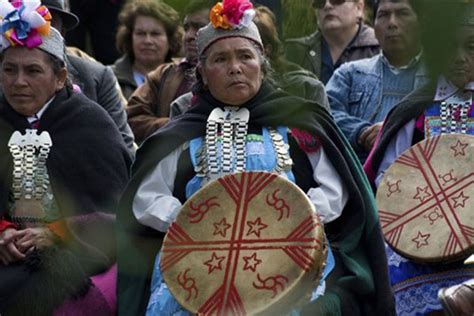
[
  {"xmin": 161, "ymin": 172, "xmax": 326, "ymax": 315},
  {"xmin": 377, "ymin": 134, "xmax": 474, "ymax": 263}
]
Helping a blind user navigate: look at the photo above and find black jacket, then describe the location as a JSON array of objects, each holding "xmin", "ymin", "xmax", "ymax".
[{"xmin": 67, "ymin": 54, "xmax": 135, "ymax": 153}]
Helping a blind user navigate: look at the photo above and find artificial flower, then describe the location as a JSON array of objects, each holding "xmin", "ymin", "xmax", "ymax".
[
  {"xmin": 210, "ymin": 2, "xmax": 232, "ymax": 30},
  {"xmin": 222, "ymin": 0, "xmax": 253, "ymax": 26},
  {"xmin": 0, "ymin": 0, "xmax": 50, "ymax": 49}
]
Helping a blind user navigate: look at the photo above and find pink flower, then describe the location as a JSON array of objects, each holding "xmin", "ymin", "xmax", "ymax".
[{"xmin": 222, "ymin": 0, "xmax": 253, "ymax": 26}]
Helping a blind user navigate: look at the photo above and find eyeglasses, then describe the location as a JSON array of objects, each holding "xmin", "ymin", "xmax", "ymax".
[{"xmin": 312, "ymin": 0, "xmax": 354, "ymax": 9}]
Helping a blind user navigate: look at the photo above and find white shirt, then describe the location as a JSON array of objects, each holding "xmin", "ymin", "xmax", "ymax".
[
  {"xmin": 26, "ymin": 96, "xmax": 55, "ymax": 124},
  {"xmin": 133, "ymin": 142, "xmax": 349, "ymax": 232}
]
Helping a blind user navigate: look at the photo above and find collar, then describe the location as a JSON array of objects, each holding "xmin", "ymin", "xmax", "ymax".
[
  {"xmin": 380, "ymin": 50, "xmax": 423, "ymax": 74},
  {"xmin": 434, "ymin": 76, "xmax": 474, "ymax": 101},
  {"xmin": 321, "ymin": 22, "xmax": 362, "ymax": 53},
  {"xmin": 27, "ymin": 96, "xmax": 55, "ymax": 123}
]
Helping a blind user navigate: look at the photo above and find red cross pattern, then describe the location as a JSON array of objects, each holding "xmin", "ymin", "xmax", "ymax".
[
  {"xmin": 377, "ymin": 134, "xmax": 474, "ymax": 262},
  {"xmin": 160, "ymin": 172, "xmax": 326, "ymax": 315}
]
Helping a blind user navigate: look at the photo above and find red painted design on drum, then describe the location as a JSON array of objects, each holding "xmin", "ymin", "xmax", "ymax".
[
  {"xmin": 198, "ymin": 284, "xmax": 245, "ymax": 315},
  {"xmin": 439, "ymin": 170, "xmax": 457, "ymax": 186},
  {"xmin": 252, "ymin": 273, "xmax": 289, "ymax": 298},
  {"xmin": 178, "ymin": 269, "xmax": 199, "ymax": 301},
  {"xmin": 423, "ymin": 207, "xmax": 443, "ymax": 225},
  {"xmin": 188, "ymin": 196, "xmax": 220, "ymax": 223},
  {"xmin": 204, "ymin": 252, "xmax": 226, "ymax": 274},
  {"xmin": 386, "ymin": 180, "xmax": 402, "ymax": 197},
  {"xmin": 242, "ymin": 253, "xmax": 262, "ymax": 272},
  {"xmin": 379, "ymin": 136, "xmax": 474, "ymax": 261},
  {"xmin": 451, "ymin": 140, "xmax": 469, "ymax": 157},
  {"xmin": 162, "ymin": 173, "xmax": 324, "ymax": 314},
  {"xmin": 246, "ymin": 217, "xmax": 268, "ymax": 237},
  {"xmin": 451, "ymin": 192, "xmax": 469, "ymax": 208},
  {"xmin": 412, "ymin": 231, "xmax": 430, "ymax": 248},
  {"xmin": 413, "ymin": 186, "xmax": 432, "ymax": 203},
  {"xmin": 161, "ymin": 224, "xmax": 194, "ymax": 272},
  {"xmin": 213, "ymin": 218, "xmax": 232, "ymax": 237},
  {"xmin": 266, "ymin": 189, "xmax": 291, "ymax": 220}
]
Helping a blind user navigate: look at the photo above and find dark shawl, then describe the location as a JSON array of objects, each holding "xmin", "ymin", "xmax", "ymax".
[
  {"xmin": 364, "ymin": 83, "xmax": 436, "ymax": 186},
  {"xmin": 117, "ymin": 82, "xmax": 394, "ymax": 316},
  {"xmin": 0, "ymin": 87, "xmax": 132, "ymax": 314}
]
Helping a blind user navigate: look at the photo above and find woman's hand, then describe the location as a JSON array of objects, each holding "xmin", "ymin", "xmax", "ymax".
[
  {"xmin": 0, "ymin": 228, "xmax": 26, "ymax": 265},
  {"xmin": 14, "ymin": 227, "xmax": 56, "ymax": 253}
]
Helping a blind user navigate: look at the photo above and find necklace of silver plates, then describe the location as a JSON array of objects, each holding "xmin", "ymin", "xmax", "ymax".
[
  {"xmin": 440, "ymin": 91, "xmax": 472, "ymax": 135},
  {"xmin": 8, "ymin": 129, "xmax": 52, "ymax": 201},
  {"xmin": 195, "ymin": 107, "xmax": 293, "ymax": 183}
]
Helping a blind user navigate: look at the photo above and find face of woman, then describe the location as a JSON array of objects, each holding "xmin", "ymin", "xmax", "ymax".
[
  {"xmin": 446, "ymin": 25, "xmax": 474, "ymax": 88},
  {"xmin": 1, "ymin": 47, "xmax": 66, "ymax": 116},
  {"xmin": 132, "ymin": 15, "xmax": 169, "ymax": 69},
  {"xmin": 199, "ymin": 37, "xmax": 264, "ymax": 106}
]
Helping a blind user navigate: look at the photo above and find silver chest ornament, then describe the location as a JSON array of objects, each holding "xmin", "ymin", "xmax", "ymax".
[
  {"xmin": 197, "ymin": 107, "xmax": 293, "ymax": 183},
  {"xmin": 8, "ymin": 129, "xmax": 52, "ymax": 221}
]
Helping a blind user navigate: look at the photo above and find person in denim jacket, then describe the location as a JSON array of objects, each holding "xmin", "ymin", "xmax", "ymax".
[{"xmin": 328, "ymin": 0, "xmax": 427, "ymax": 163}]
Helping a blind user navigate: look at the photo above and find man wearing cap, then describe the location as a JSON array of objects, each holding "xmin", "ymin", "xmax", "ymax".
[
  {"xmin": 0, "ymin": 1, "xmax": 131, "ymax": 314},
  {"xmin": 41, "ymin": 0, "xmax": 135, "ymax": 154},
  {"xmin": 284, "ymin": 0, "xmax": 379, "ymax": 84},
  {"xmin": 327, "ymin": 0, "xmax": 427, "ymax": 163}
]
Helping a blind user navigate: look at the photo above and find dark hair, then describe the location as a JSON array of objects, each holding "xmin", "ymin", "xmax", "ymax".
[
  {"xmin": 115, "ymin": 0, "xmax": 182, "ymax": 62},
  {"xmin": 0, "ymin": 48, "xmax": 72, "ymax": 88},
  {"xmin": 373, "ymin": 0, "xmax": 420, "ymax": 18}
]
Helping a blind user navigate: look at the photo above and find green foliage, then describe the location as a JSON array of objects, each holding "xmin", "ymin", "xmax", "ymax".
[{"xmin": 282, "ymin": 0, "xmax": 317, "ymax": 39}]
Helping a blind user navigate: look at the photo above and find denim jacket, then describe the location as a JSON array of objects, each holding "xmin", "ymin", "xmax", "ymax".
[{"xmin": 327, "ymin": 53, "xmax": 428, "ymax": 158}]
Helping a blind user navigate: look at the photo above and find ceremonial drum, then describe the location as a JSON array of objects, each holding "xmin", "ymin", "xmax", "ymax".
[
  {"xmin": 377, "ymin": 134, "xmax": 474, "ymax": 263},
  {"xmin": 161, "ymin": 172, "xmax": 327, "ymax": 315}
]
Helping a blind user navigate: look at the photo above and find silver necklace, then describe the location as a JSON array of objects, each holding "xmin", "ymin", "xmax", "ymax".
[{"xmin": 8, "ymin": 129, "xmax": 52, "ymax": 201}]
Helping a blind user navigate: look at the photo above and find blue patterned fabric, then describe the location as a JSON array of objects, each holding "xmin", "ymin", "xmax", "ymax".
[
  {"xmin": 146, "ymin": 127, "xmax": 334, "ymax": 315},
  {"xmin": 424, "ymin": 102, "xmax": 474, "ymax": 138},
  {"xmin": 387, "ymin": 245, "xmax": 474, "ymax": 316}
]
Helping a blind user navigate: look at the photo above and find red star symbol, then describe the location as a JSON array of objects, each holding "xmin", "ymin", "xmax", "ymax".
[
  {"xmin": 242, "ymin": 253, "xmax": 262, "ymax": 272},
  {"xmin": 213, "ymin": 218, "xmax": 231, "ymax": 237},
  {"xmin": 451, "ymin": 140, "xmax": 469, "ymax": 157},
  {"xmin": 413, "ymin": 186, "xmax": 431, "ymax": 203},
  {"xmin": 452, "ymin": 192, "xmax": 470, "ymax": 208},
  {"xmin": 246, "ymin": 217, "xmax": 268, "ymax": 237},
  {"xmin": 204, "ymin": 252, "xmax": 225, "ymax": 274},
  {"xmin": 412, "ymin": 231, "xmax": 430, "ymax": 248}
]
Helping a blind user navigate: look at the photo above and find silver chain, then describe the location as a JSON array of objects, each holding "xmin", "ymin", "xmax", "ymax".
[
  {"xmin": 8, "ymin": 130, "xmax": 52, "ymax": 201},
  {"xmin": 221, "ymin": 120, "xmax": 233, "ymax": 173},
  {"xmin": 234, "ymin": 121, "xmax": 248, "ymax": 172},
  {"xmin": 269, "ymin": 128, "xmax": 293, "ymax": 174},
  {"xmin": 197, "ymin": 108, "xmax": 293, "ymax": 182}
]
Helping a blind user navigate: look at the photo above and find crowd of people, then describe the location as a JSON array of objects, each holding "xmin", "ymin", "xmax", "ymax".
[{"xmin": 0, "ymin": 0, "xmax": 473, "ymax": 315}]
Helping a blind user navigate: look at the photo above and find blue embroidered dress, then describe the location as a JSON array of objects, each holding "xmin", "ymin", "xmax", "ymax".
[{"xmin": 146, "ymin": 127, "xmax": 334, "ymax": 315}]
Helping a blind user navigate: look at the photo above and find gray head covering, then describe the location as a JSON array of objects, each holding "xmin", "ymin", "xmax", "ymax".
[
  {"xmin": 197, "ymin": 21, "xmax": 263, "ymax": 57},
  {"xmin": 196, "ymin": 0, "xmax": 263, "ymax": 58},
  {"xmin": 34, "ymin": 27, "xmax": 65, "ymax": 61},
  {"xmin": 0, "ymin": 1, "xmax": 65, "ymax": 61}
]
